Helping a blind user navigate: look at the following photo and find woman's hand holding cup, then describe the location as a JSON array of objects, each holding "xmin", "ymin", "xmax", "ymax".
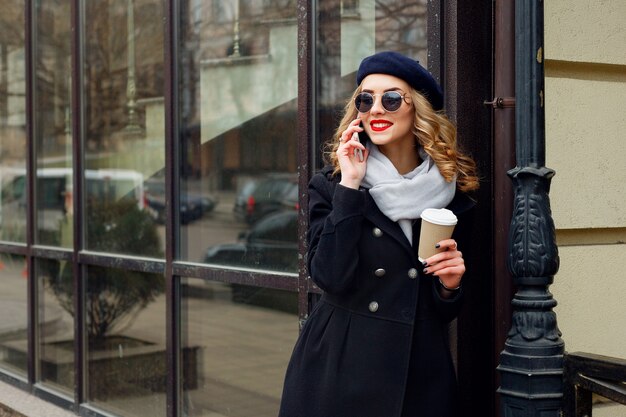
[
  {"xmin": 418, "ymin": 208, "xmax": 463, "ymax": 297},
  {"xmin": 422, "ymin": 239, "xmax": 465, "ymax": 294}
]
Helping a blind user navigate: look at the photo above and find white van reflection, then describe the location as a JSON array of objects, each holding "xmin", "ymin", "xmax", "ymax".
[{"xmin": 0, "ymin": 168, "xmax": 147, "ymax": 240}]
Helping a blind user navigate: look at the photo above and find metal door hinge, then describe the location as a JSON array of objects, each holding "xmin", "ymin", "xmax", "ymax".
[{"xmin": 483, "ymin": 97, "xmax": 516, "ymax": 109}]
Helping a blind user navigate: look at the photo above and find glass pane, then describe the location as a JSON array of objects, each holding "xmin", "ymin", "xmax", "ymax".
[
  {"xmin": 35, "ymin": 0, "xmax": 73, "ymax": 247},
  {"xmin": 178, "ymin": 0, "xmax": 299, "ymax": 273},
  {"xmin": 0, "ymin": 254, "xmax": 27, "ymax": 375},
  {"xmin": 83, "ymin": 0, "xmax": 165, "ymax": 257},
  {"xmin": 181, "ymin": 278, "xmax": 298, "ymax": 417},
  {"xmin": 37, "ymin": 258, "xmax": 74, "ymax": 393},
  {"xmin": 86, "ymin": 266, "xmax": 166, "ymax": 417},
  {"xmin": 0, "ymin": 2, "xmax": 27, "ymax": 243},
  {"xmin": 316, "ymin": 0, "xmax": 429, "ymax": 166}
]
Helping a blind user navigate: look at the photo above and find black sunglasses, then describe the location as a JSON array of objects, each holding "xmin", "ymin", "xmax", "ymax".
[{"xmin": 354, "ymin": 91, "xmax": 409, "ymax": 113}]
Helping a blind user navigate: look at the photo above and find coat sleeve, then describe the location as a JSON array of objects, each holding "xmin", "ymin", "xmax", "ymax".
[
  {"xmin": 306, "ymin": 173, "xmax": 366, "ymax": 294},
  {"xmin": 431, "ymin": 283, "xmax": 464, "ymax": 323}
]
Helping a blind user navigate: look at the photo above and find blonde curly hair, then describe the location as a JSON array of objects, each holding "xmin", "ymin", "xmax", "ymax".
[{"xmin": 324, "ymin": 85, "xmax": 479, "ymax": 192}]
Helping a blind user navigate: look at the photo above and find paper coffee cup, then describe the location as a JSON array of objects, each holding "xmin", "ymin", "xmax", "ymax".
[{"xmin": 418, "ymin": 208, "xmax": 458, "ymax": 262}]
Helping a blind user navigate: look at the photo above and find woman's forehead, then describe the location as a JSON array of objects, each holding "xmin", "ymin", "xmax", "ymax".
[{"xmin": 361, "ymin": 73, "xmax": 410, "ymax": 92}]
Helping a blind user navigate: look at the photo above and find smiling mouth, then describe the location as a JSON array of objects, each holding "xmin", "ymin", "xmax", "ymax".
[{"xmin": 370, "ymin": 121, "xmax": 393, "ymax": 132}]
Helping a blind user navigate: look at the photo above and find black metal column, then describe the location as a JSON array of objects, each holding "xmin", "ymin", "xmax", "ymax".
[{"xmin": 497, "ymin": 1, "xmax": 564, "ymax": 415}]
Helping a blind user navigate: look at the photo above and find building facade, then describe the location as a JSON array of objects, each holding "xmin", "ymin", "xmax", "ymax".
[
  {"xmin": 0, "ymin": 1, "xmax": 623, "ymax": 417},
  {"xmin": 544, "ymin": 2, "xmax": 626, "ymax": 415}
]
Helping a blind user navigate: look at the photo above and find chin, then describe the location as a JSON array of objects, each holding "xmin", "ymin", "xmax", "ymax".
[{"xmin": 370, "ymin": 135, "xmax": 394, "ymax": 146}]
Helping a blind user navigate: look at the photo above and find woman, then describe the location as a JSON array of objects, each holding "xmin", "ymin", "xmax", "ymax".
[{"xmin": 279, "ymin": 51, "xmax": 479, "ymax": 417}]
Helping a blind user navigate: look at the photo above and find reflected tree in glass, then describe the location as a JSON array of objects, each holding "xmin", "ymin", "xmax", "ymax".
[{"xmin": 41, "ymin": 199, "xmax": 164, "ymax": 343}]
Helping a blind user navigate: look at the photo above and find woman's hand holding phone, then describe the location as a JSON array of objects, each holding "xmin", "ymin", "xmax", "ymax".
[{"xmin": 337, "ymin": 119, "xmax": 369, "ymax": 189}]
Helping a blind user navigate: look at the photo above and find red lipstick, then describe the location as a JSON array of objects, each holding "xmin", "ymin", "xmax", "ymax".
[{"xmin": 370, "ymin": 119, "xmax": 393, "ymax": 132}]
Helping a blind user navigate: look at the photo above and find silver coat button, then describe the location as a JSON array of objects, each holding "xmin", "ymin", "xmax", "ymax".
[
  {"xmin": 374, "ymin": 268, "xmax": 386, "ymax": 277},
  {"xmin": 408, "ymin": 268, "xmax": 418, "ymax": 279},
  {"xmin": 372, "ymin": 227, "xmax": 383, "ymax": 237},
  {"xmin": 368, "ymin": 301, "xmax": 379, "ymax": 312}
]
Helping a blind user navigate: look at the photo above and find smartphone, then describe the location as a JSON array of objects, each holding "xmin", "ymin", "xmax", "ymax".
[{"xmin": 353, "ymin": 123, "xmax": 369, "ymax": 162}]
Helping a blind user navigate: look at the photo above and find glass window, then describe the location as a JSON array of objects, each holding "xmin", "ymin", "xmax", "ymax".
[
  {"xmin": 34, "ymin": 0, "xmax": 73, "ymax": 247},
  {"xmin": 86, "ymin": 266, "xmax": 166, "ymax": 417},
  {"xmin": 83, "ymin": 0, "xmax": 165, "ymax": 258},
  {"xmin": 315, "ymin": 0, "xmax": 429, "ymax": 166},
  {"xmin": 181, "ymin": 278, "xmax": 298, "ymax": 417},
  {"xmin": 0, "ymin": 254, "xmax": 27, "ymax": 376},
  {"xmin": 0, "ymin": 2, "xmax": 26, "ymax": 243},
  {"xmin": 178, "ymin": 0, "xmax": 299, "ymax": 272},
  {"xmin": 37, "ymin": 258, "xmax": 74, "ymax": 393}
]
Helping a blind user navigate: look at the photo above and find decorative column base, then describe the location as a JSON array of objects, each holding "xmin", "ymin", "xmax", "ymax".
[
  {"xmin": 498, "ymin": 349, "xmax": 563, "ymax": 416},
  {"xmin": 499, "ymin": 166, "xmax": 564, "ymax": 415}
]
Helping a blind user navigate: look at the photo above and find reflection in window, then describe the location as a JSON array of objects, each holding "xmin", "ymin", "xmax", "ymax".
[
  {"xmin": 0, "ymin": 1, "xmax": 26, "ymax": 243},
  {"xmin": 179, "ymin": 0, "xmax": 298, "ymax": 271},
  {"xmin": 35, "ymin": 0, "xmax": 73, "ymax": 247},
  {"xmin": 83, "ymin": 0, "xmax": 165, "ymax": 257},
  {"xmin": 182, "ymin": 279, "xmax": 298, "ymax": 417},
  {"xmin": 86, "ymin": 266, "xmax": 166, "ymax": 417},
  {"xmin": 0, "ymin": 254, "xmax": 28, "ymax": 376},
  {"xmin": 37, "ymin": 258, "xmax": 74, "ymax": 393}
]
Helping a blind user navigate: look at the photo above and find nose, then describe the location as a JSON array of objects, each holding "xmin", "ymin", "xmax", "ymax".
[{"xmin": 369, "ymin": 96, "xmax": 385, "ymax": 115}]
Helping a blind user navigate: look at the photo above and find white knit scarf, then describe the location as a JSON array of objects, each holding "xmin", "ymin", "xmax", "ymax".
[{"xmin": 361, "ymin": 143, "xmax": 456, "ymax": 244}]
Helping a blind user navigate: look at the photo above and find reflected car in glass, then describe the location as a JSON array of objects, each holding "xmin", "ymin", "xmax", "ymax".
[
  {"xmin": 204, "ymin": 210, "xmax": 297, "ymax": 272},
  {"xmin": 233, "ymin": 173, "xmax": 297, "ymax": 224},
  {"xmin": 144, "ymin": 177, "xmax": 217, "ymax": 225}
]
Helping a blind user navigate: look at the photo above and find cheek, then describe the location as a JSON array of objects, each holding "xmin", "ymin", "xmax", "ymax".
[{"xmin": 396, "ymin": 114, "xmax": 414, "ymax": 133}]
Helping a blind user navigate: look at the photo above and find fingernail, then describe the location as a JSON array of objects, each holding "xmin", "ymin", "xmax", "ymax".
[
  {"xmin": 421, "ymin": 261, "xmax": 428, "ymax": 267},
  {"xmin": 435, "ymin": 243, "xmax": 440, "ymax": 249},
  {"xmin": 432, "ymin": 273, "xmax": 438, "ymax": 277},
  {"xmin": 423, "ymin": 268, "xmax": 428, "ymax": 274}
]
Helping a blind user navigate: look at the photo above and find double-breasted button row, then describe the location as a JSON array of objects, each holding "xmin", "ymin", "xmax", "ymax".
[
  {"xmin": 368, "ymin": 301, "xmax": 379, "ymax": 312},
  {"xmin": 374, "ymin": 268, "xmax": 418, "ymax": 279}
]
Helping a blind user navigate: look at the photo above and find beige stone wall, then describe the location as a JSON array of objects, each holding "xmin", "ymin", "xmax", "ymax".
[{"xmin": 544, "ymin": 0, "xmax": 626, "ymax": 371}]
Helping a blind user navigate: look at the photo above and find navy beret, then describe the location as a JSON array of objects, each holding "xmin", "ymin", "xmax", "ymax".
[{"xmin": 356, "ymin": 51, "xmax": 444, "ymax": 111}]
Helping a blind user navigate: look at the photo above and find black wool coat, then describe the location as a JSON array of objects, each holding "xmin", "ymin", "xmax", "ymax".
[{"xmin": 278, "ymin": 166, "xmax": 476, "ymax": 417}]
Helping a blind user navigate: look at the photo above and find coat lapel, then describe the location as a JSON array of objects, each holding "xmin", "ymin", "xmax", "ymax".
[{"xmin": 362, "ymin": 191, "xmax": 416, "ymax": 259}]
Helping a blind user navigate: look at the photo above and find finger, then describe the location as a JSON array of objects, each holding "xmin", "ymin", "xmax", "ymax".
[
  {"xmin": 340, "ymin": 126, "xmax": 364, "ymax": 144},
  {"xmin": 436, "ymin": 239, "xmax": 457, "ymax": 251},
  {"xmin": 349, "ymin": 118, "xmax": 362, "ymax": 127},
  {"xmin": 424, "ymin": 249, "xmax": 463, "ymax": 267},
  {"xmin": 423, "ymin": 257, "xmax": 463, "ymax": 274}
]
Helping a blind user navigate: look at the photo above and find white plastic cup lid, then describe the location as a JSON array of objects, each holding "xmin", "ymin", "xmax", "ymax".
[{"xmin": 420, "ymin": 208, "xmax": 458, "ymax": 226}]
